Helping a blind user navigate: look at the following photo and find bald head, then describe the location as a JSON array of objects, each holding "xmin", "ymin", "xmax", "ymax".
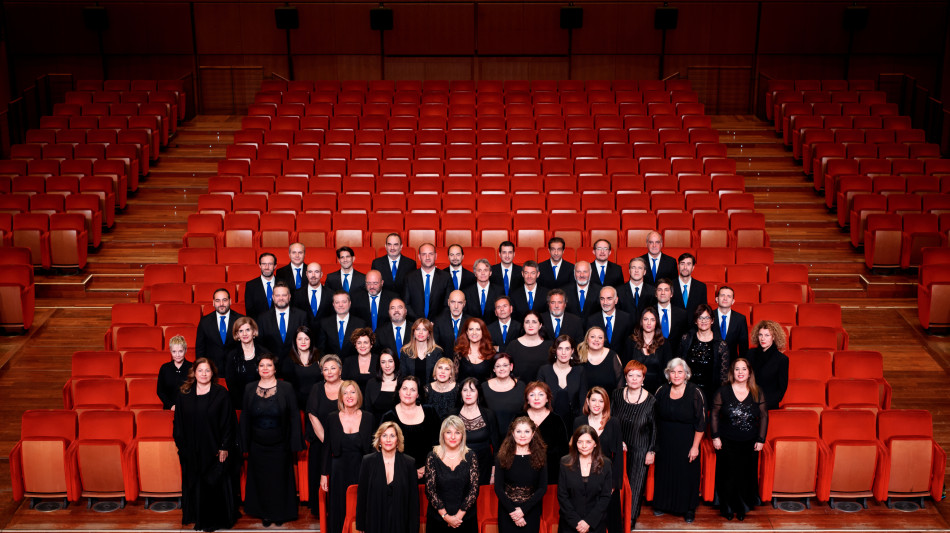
[
  {"xmin": 448, "ymin": 290, "xmax": 466, "ymax": 318},
  {"xmin": 305, "ymin": 262, "xmax": 323, "ymax": 287},
  {"xmin": 365, "ymin": 270, "xmax": 383, "ymax": 296},
  {"xmin": 574, "ymin": 261, "xmax": 591, "ymax": 287}
]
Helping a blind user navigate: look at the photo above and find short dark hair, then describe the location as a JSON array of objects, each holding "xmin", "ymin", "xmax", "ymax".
[
  {"xmin": 259, "ymin": 252, "xmax": 277, "ymax": 264},
  {"xmin": 655, "ymin": 278, "xmax": 673, "ymax": 289},
  {"xmin": 498, "ymin": 241, "xmax": 515, "ymax": 252},
  {"xmin": 273, "ymin": 280, "xmax": 291, "ymax": 291},
  {"xmin": 494, "ymin": 295, "xmax": 513, "ymax": 306},
  {"xmin": 213, "ymin": 287, "xmax": 231, "ymax": 299},
  {"xmin": 448, "ymin": 243, "xmax": 464, "ymax": 254},
  {"xmin": 548, "ymin": 237, "xmax": 565, "ymax": 249},
  {"xmin": 547, "ymin": 288, "xmax": 566, "ymax": 301},
  {"xmin": 336, "ymin": 246, "xmax": 355, "ymax": 258},
  {"xmin": 678, "ymin": 252, "xmax": 696, "ymax": 265},
  {"xmin": 523, "ymin": 260, "xmax": 540, "ymax": 270},
  {"xmin": 716, "ymin": 285, "xmax": 734, "ymax": 298}
]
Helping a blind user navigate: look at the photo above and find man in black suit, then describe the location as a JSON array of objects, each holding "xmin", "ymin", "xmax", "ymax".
[
  {"xmin": 712, "ymin": 285, "xmax": 750, "ymax": 362},
  {"xmin": 487, "ymin": 295, "xmax": 522, "ymax": 350},
  {"xmin": 591, "ymin": 239, "xmax": 625, "ymax": 289},
  {"xmin": 640, "ymin": 231, "xmax": 677, "ymax": 287},
  {"xmin": 538, "ymin": 237, "xmax": 574, "ymax": 289},
  {"xmin": 257, "ymin": 282, "xmax": 308, "ymax": 360},
  {"xmin": 403, "ymin": 243, "xmax": 451, "ymax": 322},
  {"xmin": 434, "ymin": 290, "xmax": 469, "ymax": 354},
  {"xmin": 463, "ymin": 258, "xmax": 504, "ymax": 324},
  {"xmin": 542, "ymin": 289, "xmax": 585, "ymax": 342},
  {"xmin": 350, "ymin": 270, "xmax": 397, "ymax": 331},
  {"xmin": 293, "ymin": 262, "xmax": 333, "ymax": 330},
  {"xmin": 275, "ymin": 242, "xmax": 307, "ymax": 292},
  {"xmin": 320, "ymin": 290, "xmax": 367, "ymax": 358},
  {"xmin": 325, "ymin": 246, "xmax": 366, "ymax": 294},
  {"xmin": 243, "ymin": 252, "xmax": 278, "ymax": 321},
  {"xmin": 376, "ymin": 298, "xmax": 412, "ymax": 356},
  {"xmin": 586, "ymin": 286, "xmax": 633, "ymax": 351},
  {"xmin": 509, "ymin": 260, "xmax": 548, "ymax": 322},
  {"xmin": 490, "ymin": 241, "xmax": 523, "ymax": 297},
  {"xmin": 565, "ymin": 261, "xmax": 602, "ymax": 320},
  {"xmin": 671, "ymin": 252, "xmax": 708, "ymax": 321},
  {"xmin": 445, "ymin": 244, "xmax": 476, "ymax": 291},
  {"xmin": 370, "ymin": 233, "xmax": 417, "ymax": 295},
  {"xmin": 618, "ymin": 256, "xmax": 656, "ymax": 318},
  {"xmin": 194, "ymin": 287, "xmax": 244, "ymax": 373},
  {"xmin": 655, "ymin": 278, "xmax": 689, "ymax": 353}
]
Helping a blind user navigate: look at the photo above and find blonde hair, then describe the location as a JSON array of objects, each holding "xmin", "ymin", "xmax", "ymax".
[
  {"xmin": 432, "ymin": 357, "xmax": 457, "ymax": 382},
  {"xmin": 402, "ymin": 318, "xmax": 441, "ymax": 358},
  {"xmin": 576, "ymin": 326, "xmax": 606, "ymax": 363},
  {"xmin": 168, "ymin": 334, "xmax": 187, "ymax": 351},
  {"xmin": 373, "ymin": 421, "xmax": 405, "ymax": 452},
  {"xmin": 433, "ymin": 415, "xmax": 470, "ymax": 460},
  {"xmin": 336, "ymin": 380, "xmax": 363, "ymax": 411}
]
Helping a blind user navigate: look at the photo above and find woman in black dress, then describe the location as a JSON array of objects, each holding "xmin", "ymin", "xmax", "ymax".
[
  {"xmin": 173, "ymin": 358, "xmax": 238, "ymax": 532},
  {"xmin": 609, "ymin": 360, "xmax": 655, "ymax": 531},
  {"xmin": 572, "ymin": 387, "xmax": 623, "ymax": 533},
  {"xmin": 537, "ymin": 334, "xmax": 587, "ymax": 429},
  {"xmin": 381, "ymin": 375, "xmax": 441, "ymax": 482},
  {"xmin": 240, "ymin": 352, "xmax": 304, "ymax": 527},
  {"xmin": 280, "ymin": 325, "xmax": 322, "ymax": 410},
  {"xmin": 747, "ymin": 320, "xmax": 789, "ymax": 410},
  {"xmin": 623, "ymin": 308, "xmax": 672, "ymax": 394},
  {"xmin": 425, "ymin": 415, "xmax": 480, "ymax": 533},
  {"xmin": 652, "ymin": 357, "xmax": 705, "ymax": 523},
  {"xmin": 306, "ymin": 353, "xmax": 343, "ymax": 516},
  {"xmin": 578, "ymin": 327, "xmax": 623, "ymax": 392},
  {"xmin": 506, "ymin": 311, "xmax": 553, "ymax": 383},
  {"xmin": 557, "ymin": 425, "xmax": 613, "ymax": 533},
  {"xmin": 400, "ymin": 318, "xmax": 443, "ymax": 385},
  {"xmin": 676, "ymin": 304, "xmax": 730, "ymax": 400},
  {"xmin": 521, "ymin": 381, "xmax": 569, "ymax": 483},
  {"xmin": 225, "ymin": 317, "xmax": 263, "ymax": 410},
  {"xmin": 457, "ymin": 377, "xmax": 500, "ymax": 485},
  {"xmin": 364, "ymin": 349, "xmax": 400, "ymax": 418},
  {"xmin": 481, "ymin": 352, "xmax": 527, "ymax": 436},
  {"xmin": 321, "ymin": 380, "xmax": 375, "ymax": 533},
  {"xmin": 712, "ymin": 358, "xmax": 768, "ymax": 521},
  {"xmin": 342, "ymin": 327, "xmax": 379, "ymax": 392},
  {"xmin": 494, "ymin": 416, "xmax": 548, "ymax": 533},
  {"xmin": 158, "ymin": 334, "xmax": 192, "ymax": 410},
  {"xmin": 425, "ymin": 356, "xmax": 459, "ymax": 418},
  {"xmin": 455, "ymin": 317, "xmax": 496, "ymax": 383},
  {"xmin": 356, "ymin": 422, "xmax": 420, "ymax": 533}
]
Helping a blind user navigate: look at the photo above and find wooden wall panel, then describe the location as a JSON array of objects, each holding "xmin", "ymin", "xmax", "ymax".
[
  {"xmin": 293, "ymin": 55, "xmax": 382, "ymax": 81},
  {"xmin": 289, "ymin": 4, "xmax": 379, "ymax": 55},
  {"xmin": 12, "ymin": 56, "xmax": 103, "ymax": 94},
  {"xmin": 105, "ymin": 55, "xmax": 195, "ymax": 81},
  {"xmin": 758, "ymin": 2, "xmax": 851, "ymax": 55},
  {"xmin": 665, "ymin": 3, "xmax": 757, "ymax": 54},
  {"xmin": 571, "ymin": 55, "xmax": 660, "ymax": 81},
  {"xmin": 572, "ymin": 4, "xmax": 661, "ymax": 54},
  {"xmin": 477, "ymin": 4, "xmax": 568, "ymax": 56},
  {"xmin": 4, "ymin": 3, "xmax": 99, "ymax": 55},
  {"xmin": 849, "ymin": 55, "xmax": 939, "ymax": 93},
  {"xmin": 101, "ymin": 2, "xmax": 194, "ymax": 54},
  {"xmin": 385, "ymin": 4, "xmax": 476, "ymax": 56},
  {"xmin": 385, "ymin": 57, "xmax": 474, "ymax": 80},
  {"xmin": 756, "ymin": 54, "xmax": 847, "ymax": 81},
  {"xmin": 851, "ymin": 2, "xmax": 946, "ymax": 55},
  {"xmin": 476, "ymin": 56, "xmax": 568, "ymax": 80},
  {"xmin": 194, "ymin": 2, "xmax": 284, "ymax": 54}
]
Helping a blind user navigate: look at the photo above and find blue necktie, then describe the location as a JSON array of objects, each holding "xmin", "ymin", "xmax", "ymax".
[
  {"xmin": 527, "ymin": 291, "xmax": 534, "ymax": 310},
  {"xmin": 395, "ymin": 326, "xmax": 402, "ymax": 353},
  {"xmin": 579, "ymin": 289, "xmax": 586, "ymax": 310},
  {"xmin": 600, "ymin": 265, "xmax": 606, "ymax": 285},
  {"xmin": 661, "ymin": 308, "xmax": 670, "ymax": 338},
  {"xmin": 634, "ymin": 286, "xmax": 640, "ymax": 308},
  {"xmin": 453, "ymin": 319, "xmax": 460, "ymax": 339},
  {"xmin": 295, "ymin": 267, "xmax": 302, "ymax": 289},
  {"xmin": 310, "ymin": 290, "xmax": 318, "ymax": 317},
  {"xmin": 651, "ymin": 258, "xmax": 657, "ymax": 281},
  {"xmin": 683, "ymin": 284, "xmax": 689, "ymax": 307},
  {"xmin": 219, "ymin": 315, "xmax": 227, "ymax": 344},
  {"xmin": 279, "ymin": 312, "xmax": 286, "ymax": 342},
  {"xmin": 480, "ymin": 289, "xmax": 486, "ymax": 315},
  {"xmin": 424, "ymin": 274, "xmax": 431, "ymax": 318},
  {"xmin": 266, "ymin": 281, "xmax": 273, "ymax": 307},
  {"xmin": 343, "ymin": 273, "xmax": 350, "ymax": 292},
  {"xmin": 371, "ymin": 296, "xmax": 378, "ymax": 330},
  {"xmin": 605, "ymin": 315, "xmax": 613, "ymax": 343},
  {"xmin": 392, "ymin": 260, "xmax": 398, "ymax": 281},
  {"xmin": 452, "ymin": 270, "xmax": 459, "ymax": 290},
  {"xmin": 338, "ymin": 320, "xmax": 345, "ymax": 349},
  {"xmin": 502, "ymin": 324, "xmax": 508, "ymax": 344},
  {"xmin": 503, "ymin": 269, "xmax": 510, "ymax": 295},
  {"xmin": 555, "ymin": 318, "xmax": 561, "ymax": 336},
  {"xmin": 721, "ymin": 314, "xmax": 728, "ymax": 339},
  {"xmin": 552, "ymin": 264, "xmax": 558, "ymax": 279}
]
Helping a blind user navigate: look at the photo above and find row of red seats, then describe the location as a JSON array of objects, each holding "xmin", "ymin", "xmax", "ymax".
[
  {"xmin": 63, "ymin": 377, "xmax": 161, "ymax": 412},
  {"xmin": 787, "ymin": 113, "xmax": 905, "ymax": 154},
  {"xmin": 2, "ymin": 158, "xmax": 132, "ymax": 209},
  {"xmin": 22, "ymin": 121, "xmax": 152, "ymax": 173},
  {"xmin": 0, "ymin": 248, "xmax": 35, "ymax": 331},
  {"xmin": 259, "ymin": 78, "xmax": 692, "ymax": 93},
  {"xmin": 1, "ymin": 214, "xmax": 88, "ymax": 268},
  {"xmin": 74, "ymin": 78, "xmax": 187, "ymax": 118},
  {"xmin": 50, "ymin": 107, "xmax": 169, "ymax": 155},
  {"xmin": 778, "ymin": 98, "xmax": 895, "ymax": 137},
  {"xmin": 254, "ymin": 84, "xmax": 696, "ymax": 101},
  {"xmin": 848, "ymin": 194, "xmax": 949, "ymax": 248},
  {"xmin": 786, "ymin": 351, "xmax": 887, "ymax": 402},
  {"xmin": 918, "ymin": 249, "xmax": 950, "ymax": 330},
  {"xmin": 837, "ymin": 180, "xmax": 949, "ymax": 227},
  {"xmin": 55, "ymin": 100, "xmax": 178, "ymax": 138},
  {"xmin": 0, "ymin": 193, "xmax": 103, "ymax": 246},
  {"xmin": 864, "ymin": 213, "xmax": 948, "ymax": 269},
  {"xmin": 826, "ymin": 162, "xmax": 948, "ymax": 210}
]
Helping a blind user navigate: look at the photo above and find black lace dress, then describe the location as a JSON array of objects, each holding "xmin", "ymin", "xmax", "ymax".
[
  {"xmin": 424, "ymin": 450, "xmax": 480, "ymax": 533},
  {"xmin": 711, "ymin": 384, "xmax": 768, "ymax": 517},
  {"xmin": 424, "ymin": 382, "xmax": 460, "ymax": 419},
  {"xmin": 494, "ymin": 454, "xmax": 548, "ymax": 533},
  {"xmin": 459, "ymin": 408, "xmax": 500, "ymax": 485}
]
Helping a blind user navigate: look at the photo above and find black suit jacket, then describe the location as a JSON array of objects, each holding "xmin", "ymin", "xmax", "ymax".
[
  {"xmin": 509, "ymin": 285, "xmax": 549, "ymax": 323},
  {"xmin": 538, "ymin": 259, "xmax": 574, "ymax": 289},
  {"xmin": 243, "ymin": 277, "xmax": 275, "ymax": 323},
  {"xmin": 320, "ymin": 314, "xmax": 368, "ymax": 358},
  {"xmin": 541, "ymin": 312, "xmax": 585, "ymax": 343},
  {"xmin": 491, "ymin": 263, "xmax": 523, "ymax": 296},
  {"xmin": 276, "ymin": 263, "xmax": 307, "ymax": 291},
  {"xmin": 433, "ymin": 312, "xmax": 470, "ymax": 355},
  {"xmin": 671, "ymin": 278, "xmax": 708, "ymax": 321},
  {"xmin": 463, "ymin": 283, "xmax": 505, "ymax": 324},
  {"xmin": 617, "ymin": 281, "xmax": 657, "ymax": 319},
  {"xmin": 586, "ymin": 310, "xmax": 634, "ymax": 352},
  {"xmin": 375, "ymin": 322, "xmax": 413, "ymax": 356},
  {"xmin": 443, "ymin": 266, "xmax": 476, "ymax": 291},
  {"xmin": 194, "ymin": 310, "xmax": 245, "ymax": 373},
  {"xmin": 565, "ymin": 283, "xmax": 603, "ymax": 319},
  {"xmin": 640, "ymin": 253, "xmax": 678, "ymax": 286},
  {"xmin": 712, "ymin": 309, "xmax": 750, "ymax": 362},
  {"xmin": 350, "ymin": 288, "xmax": 399, "ymax": 331},
  {"xmin": 403, "ymin": 268, "xmax": 452, "ymax": 321},
  {"xmin": 293, "ymin": 284, "xmax": 334, "ymax": 325},
  {"xmin": 257, "ymin": 307, "xmax": 309, "ymax": 360},
  {"xmin": 656, "ymin": 305, "xmax": 689, "ymax": 353},
  {"xmin": 324, "ymin": 269, "xmax": 366, "ymax": 294},
  {"xmin": 487, "ymin": 319, "xmax": 522, "ymax": 350},
  {"xmin": 370, "ymin": 255, "xmax": 417, "ymax": 295},
  {"xmin": 592, "ymin": 261, "xmax": 625, "ymax": 288}
]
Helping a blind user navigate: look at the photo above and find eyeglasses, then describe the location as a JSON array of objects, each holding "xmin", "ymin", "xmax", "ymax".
[{"xmin": 697, "ymin": 316, "xmax": 713, "ymax": 322}]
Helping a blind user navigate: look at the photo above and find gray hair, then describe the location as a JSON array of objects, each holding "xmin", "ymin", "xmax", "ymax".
[
  {"xmin": 473, "ymin": 258, "xmax": 491, "ymax": 271},
  {"xmin": 663, "ymin": 357, "xmax": 692, "ymax": 381}
]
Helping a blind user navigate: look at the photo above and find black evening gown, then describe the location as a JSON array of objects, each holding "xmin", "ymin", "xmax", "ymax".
[
  {"xmin": 520, "ymin": 411, "xmax": 569, "ymax": 483},
  {"xmin": 609, "ymin": 387, "xmax": 656, "ymax": 528},
  {"xmin": 711, "ymin": 384, "xmax": 768, "ymax": 517},
  {"xmin": 400, "ymin": 348, "xmax": 442, "ymax": 385},
  {"xmin": 582, "ymin": 350, "xmax": 623, "ymax": 392},
  {"xmin": 652, "ymin": 382, "xmax": 705, "ymax": 516},
  {"xmin": 506, "ymin": 339, "xmax": 553, "ymax": 383},
  {"xmin": 459, "ymin": 408, "xmax": 500, "ymax": 485},
  {"xmin": 494, "ymin": 454, "xmax": 548, "ymax": 533},
  {"xmin": 481, "ymin": 380, "xmax": 526, "ymax": 436},
  {"xmin": 342, "ymin": 353, "xmax": 379, "ymax": 392},
  {"xmin": 173, "ymin": 384, "xmax": 239, "ymax": 532},
  {"xmin": 624, "ymin": 339, "xmax": 672, "ymax": 395},
  {"xmin": 225, "ymin": 344, "xmax": 261, "ymax": 410},
  {"xmin": 556, "ymin": 457, "xmax": 613, "ymax": 533},
  {"xmin": 748, "ymin": 344, "xmax": 789, "ymax": 410},
  {"xmin": 424, "ymin": 450, "xmax": 480, "ymax": 533},
  {"xmin": 381, "ymin": 406, "xmax": 442, "ymax": 479},
  {"xmin": 677, "ymin": 332, "xmax": 730, "ymax": 400},
  {"xmin": 355, "ymin": 452, "xmax": 420, "ymax": 533},
  {"xmin": 571, "ymin": 415, "xmax": 624, "ymax": 533},
  {"xmin": 306, "ymin": 380, "xmax": 340, "ymax": 514},
  {"xmin": 458, "ymin": 355, "xmax": 494, "ymax": 383},
  {"xmin": 157, "ymin": 360, "xmax": 192, "ymax": 409},
  {"xmin": 424, "ymin": 383, "xmax": 460, "ymax": 419},
  {"xmin": 364, "ymin": 378, "xmax": 399, "ymax": 419},
  {"xmin": 537, "ymin": 364, "xmax": 587, "ymax": 430},
  {"xmin": 240, "ymin": 381, "xmax": 304, "ymax": 524},
  {"xmin": 280, "ymin": 356, "xmax": 323, "ymax": 412},
  {"xmin": 323, "ymin": 411, "xmax": 375, "ymax": 533}
]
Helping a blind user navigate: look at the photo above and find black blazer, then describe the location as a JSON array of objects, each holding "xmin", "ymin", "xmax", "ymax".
[
  {"xmin": 712, "ymin": 309, "xmax": 750, "ymax": 363},
  {"xmin": 748, "ymin": 344, "xmax": 789, "ymax": 410},
  {"xmin": 350, "ymin": 287, "xmax": 399, "ymax": 331},
  {"xmin": 443, "ymin": 266, "xmax": 476, "ymax": 291},
  {"xmin": 671, "ymin": 278, "xmax": 709, "ymax": 321},
  {"xmin": 376, "ymin": 322, "xmax": 413, "ymax": 356},
  {"xmin": 592, "ymin": 261, "xmax": 625, "ymax": 288},
  {"xmin": 320, "ymin": 314, "xmax": 368, "ymax": 358},
  {"xmin": 656, "ymin": 305, "xmax": 689, "ymax": 353},
  {"xmin": 293, "ymin": 284, "xmax": 334, "ymax": 327},
  {"xmin": 541, "ymin": 312, "xmax": 585, "ymax": 344},
  {"xmin": 463, "ymin": 283, "xmax": 505, "ymax": 324},
  {"xmin": 617, "ymin": 281, "xmax": 657, "ymax": 319},
  {"xmin": 243, "ymin": 277, "xmax": 275, "ymax": 322},
  {"xmin": 403, "ymin": 268, "xmax": 452, "ymax": 321},
  {"xmin": 487, "ymin": 319, "xmax": 522, "ymax": 350},
  {"xmin": 257, "ymin": 307, "xmax": 309, "ymax": 360},
  {"xmin": 586, "ymin": 310, "xmax": 634, "ymax": 351},
  {"xmin": 321, "ymin": 410, "xmax": 375, "ymax": 474},
  {"xmin": 509, "ymin": 285, "xmax": 549, "ymax": 322},
  {"xmin": 557, "ymin": 457, "xmax": 613, "ymax": 533},
  {"xmin": 356, "ymin": 452, "xmax": 420, "ymax": 533},
  {"xmin": 640, "ymin": 253, "xmax": 678, "ymax": 286},
  {"xmin": 276, "ymin": 263, "xmax": 306, "ymax": 291},
  {"xmin": 537, "ymin": 259, "xmax": 574, "ymax": 289},
  {"xmin": 565, "ymin": 283, "xmax": 603, "ymax": 319},
  {"xmin": 433, "ymin": 312, "xmax": 469, "ymax": 354},
  {"xmin": 490, "ymin": 263, "xmax": 523, "ymax": 296},
  {"xmin": 325, "ymin": 269, "xmax": 366, "ymax": 294},
  {"xmin": 194, "ymin": 310, "xmax": 245, "ymax": 373},
  {"xmin": 371, "ymin": 255, "xmax": 417, "ymax": 295}
]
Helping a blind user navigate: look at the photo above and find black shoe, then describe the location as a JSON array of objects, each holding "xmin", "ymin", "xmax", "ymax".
[
  {"xmin": 684, "ymin": 511, "xmax": 695, "ymax": 523},
  {"xmin": 721, "ymin": 512, "xmax": 734, "ymax": 520},
  {"xmin": 737, "ymin": 514, "xmax": 745, "ymax": 522},
  {"xmin": 262, "ymin": 519, "xmax": 272, "ymax": 527},
  {"xmin": 653, "ymin": 509, "xmax": 665, "ymax": 516},
  {"xmin": 274, "ymin": 522, "xmax": 284, "ymax": 527}
]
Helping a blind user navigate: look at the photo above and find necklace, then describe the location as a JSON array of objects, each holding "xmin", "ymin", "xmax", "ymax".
[
  {"xmin": 625, "ymin": 386, "xmax": 643, "ymax": 404},
  {"xmin": 444, "ymin": 449, "xmax": 462, "ymax": 461}
]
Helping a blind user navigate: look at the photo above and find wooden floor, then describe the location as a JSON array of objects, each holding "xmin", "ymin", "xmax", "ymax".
[{"xmin": 0, "ymin": 115, "xmax": 947, "ymax": 532}]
